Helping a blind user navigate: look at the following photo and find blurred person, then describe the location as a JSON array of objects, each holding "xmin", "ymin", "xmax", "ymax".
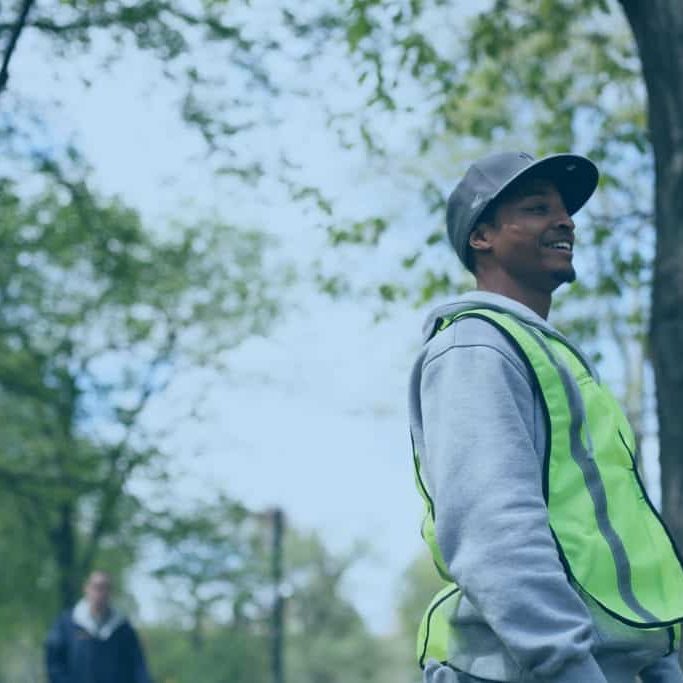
[
  {"xmin": 45, "ymin": 570, "xmax": 152, "ymax": 683},
  {"xmin": 409, "ymin": 152, "xmax": 683, "ymax": 682}
]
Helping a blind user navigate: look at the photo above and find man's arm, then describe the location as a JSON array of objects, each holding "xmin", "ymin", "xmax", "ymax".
[
  {"xmin": 420, "ymin": 331, "xmax": 606, "ymax": 683},
  {"xmin": 45, "ymin": 615, "xmax": 70, "ymax": 683}
]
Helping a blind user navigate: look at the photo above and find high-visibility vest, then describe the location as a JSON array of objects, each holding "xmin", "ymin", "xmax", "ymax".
[{"xmin": 413, "ymin": 308, "xmax": 683, "ymax": 669}]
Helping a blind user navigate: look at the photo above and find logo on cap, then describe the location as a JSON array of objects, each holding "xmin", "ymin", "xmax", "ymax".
[{"xmin": 471, "ymin": 193, "xmax": 485, "ymax": 209}]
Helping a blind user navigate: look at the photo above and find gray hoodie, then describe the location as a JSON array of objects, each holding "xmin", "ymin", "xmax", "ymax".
[{"xmin": 408, "ymin": 291, "xmax": 683, "ymax": 683}]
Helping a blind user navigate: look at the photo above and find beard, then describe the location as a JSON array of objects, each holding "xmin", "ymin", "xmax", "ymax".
[{"xmin": 551, "ymin": 264, "xmax": 576, "ymax": 285}]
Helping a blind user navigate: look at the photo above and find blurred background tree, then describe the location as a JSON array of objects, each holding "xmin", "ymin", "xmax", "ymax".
[
  {"xmin": 0, "ymin": 161, "xmax": 280, "ymax": 676},
  {"xmin": 285, "ymin": 532, "xmax": 383, "ymax": 683},
  {"xmin": 142, "ymin": 496, "xmax": 271, "ymax": 682}
]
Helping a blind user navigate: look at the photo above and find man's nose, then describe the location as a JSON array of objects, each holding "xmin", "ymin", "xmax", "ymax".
[{"xmin": 556, "ymin": 209, "xmax": 575, "ymax": 232}]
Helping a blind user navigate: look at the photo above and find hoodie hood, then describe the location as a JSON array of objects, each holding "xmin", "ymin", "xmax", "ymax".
[
  {"xmin": 421, "ymin": 291, "xmax": 599, "ymax": 379},
  {"xmin": 73, "ymin": 599, "xmax": 126, "ymax": 640}
]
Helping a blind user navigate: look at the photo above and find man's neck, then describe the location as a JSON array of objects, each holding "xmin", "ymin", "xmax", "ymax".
[
  {"xmin": 475, "ymin": 276, "xmax": 552, "ymax": 320},
  {"xmin": 89, "ymin": 605, "xmax": 110, "ymax": 624}
]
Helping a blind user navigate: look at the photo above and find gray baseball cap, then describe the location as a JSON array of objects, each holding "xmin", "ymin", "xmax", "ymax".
[{"xmin": 446, "ymin": 151, "xmax": 599, "ymax": 271}]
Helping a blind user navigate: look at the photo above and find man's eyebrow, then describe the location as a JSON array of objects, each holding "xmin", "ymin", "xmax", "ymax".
[{"xmin": 517, "ymin": 187, "xmax": 552, "ymax": 199}]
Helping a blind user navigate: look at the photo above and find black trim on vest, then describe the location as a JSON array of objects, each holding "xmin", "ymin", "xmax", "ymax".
[
  {"xmin": 549, "ymin": 527, "xmax": 574, "ymax": 583},
  {"xmin": 418, "ymin": 586, "xmax": 460, "ymax": 670},
  {"xmin": 411, "ymin": 430, "xmax": 435, "ymax": 520},
  {"xmin": 667, "ymin": 626, "xmax": 676, "ymax": 657},
  {"xmin": 577, "ymin": 590, "xmax": 683, "ymax": 629},
  {"xmin": 619, "ymin": 429, "xmax": 683, "ymax": 635},
  {"xmin": 618, "ymin": 430, "xmax": 683, "ymax": 570}
]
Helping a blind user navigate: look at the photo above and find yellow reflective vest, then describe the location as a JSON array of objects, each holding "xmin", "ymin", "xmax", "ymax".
[{"xmin": 413, "ymin": 309, "xmax": 683, "ymax": 668}]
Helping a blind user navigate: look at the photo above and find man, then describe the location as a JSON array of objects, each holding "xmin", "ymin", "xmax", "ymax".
[
  {"xmin": 45, "ymin": 570, "xmax": 152, "ymax": 683},
  {"xmin": 408, "ymin": 151, "xmax": 683, "ymax": 682}
]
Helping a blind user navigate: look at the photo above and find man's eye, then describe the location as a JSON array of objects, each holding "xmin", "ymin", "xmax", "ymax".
[{"xmin": 526, "ymin": 204, "xmax": 548, "ymax": 213}]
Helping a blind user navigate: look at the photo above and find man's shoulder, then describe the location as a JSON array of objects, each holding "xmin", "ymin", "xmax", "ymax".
[
  {"xmin": 424, "ymin": 313, "xmax": 529, "ymax": 372},
  {"xmin": 56, "ymin": 608, "xmax": 75, "ymax": 626},
  {"xmin": 101, "ymin": 610, "xmax": 133, "ymax": 640},
  {"xmin": 46, "ymin": 609, "xmax": 76, "ymax": 643},
  {"xmin": 109, "ymin": 615, "xmax": 137, "ymax": 636}
]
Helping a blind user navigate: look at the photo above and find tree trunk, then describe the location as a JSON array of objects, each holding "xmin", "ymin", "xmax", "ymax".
[
  {"xmin": 191, "ymin": 603, "xmax": 205, "ymax": 651},
  {"xmin": 52, "ymin": 502, "xmax": 78, "ymax": 609},
  {"xmin": 619, "ymin": 0, "xmax": 683, "ymax": 554}
]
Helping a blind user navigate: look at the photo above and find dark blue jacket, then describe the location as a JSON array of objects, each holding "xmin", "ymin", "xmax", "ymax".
[{"xmin": 45, "ymin": 608, "xmax": 152, "ymax": 683}]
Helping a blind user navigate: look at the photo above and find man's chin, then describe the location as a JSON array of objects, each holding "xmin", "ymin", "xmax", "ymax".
[{"xmin": 551, "ymin": 266, "xmax": 576, "ymax": 287}]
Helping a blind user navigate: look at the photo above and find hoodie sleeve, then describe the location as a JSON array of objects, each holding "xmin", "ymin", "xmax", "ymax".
[
  {"xmin": 420, "ymin": 330, "xmax": 606, "ymax": 683},
  {"xmin": 640, "ymin": 653, "xmax": 683, "ymax": 683}
]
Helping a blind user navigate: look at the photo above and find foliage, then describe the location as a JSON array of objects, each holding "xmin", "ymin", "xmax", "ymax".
[
  {"xmin": 143, "ymin": 623, "xmax": 269, "ymax": 683},
  {"xmin": 143, "ymin": 520, "xmax": 395, "ymax": 683},
  {"xmin": 285, "ymin": 531, "xmax": 386, "ymax": 683},
  {"xmin": 0, "ymin": 2, "xmax": 420, "ymax": 679},
  {"xmin": 0, "ymin": 161, "xmax": 279, "ymax": 631},
  {"xmin": 0, "ymin": 0, "xmax": 340, "ymax": 184},
  {"xmin": 0, "ymin": 493, "xmax": 55, "ymax": 681},
  {"xmin": 150, "ymin": 495, "xmax": 270, "ymax": 650},
  {"xmin": 304, "ymin": 0, "xmax": 655, "ymax": 449},
  {"xmin": 330, "ymin": 0, "xmax": 650, "ymax": 302}
]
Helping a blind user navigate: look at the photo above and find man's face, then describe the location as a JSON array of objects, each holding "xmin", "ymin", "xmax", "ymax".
[
  {"xmin": 84, "ymin": 572, "xmax": 112, "ymax": 614},
  {"xmin": 482, "ymin": 178, "xmax": 576, "ymax": 291}
]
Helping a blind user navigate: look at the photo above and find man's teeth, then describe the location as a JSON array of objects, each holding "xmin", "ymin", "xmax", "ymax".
[{"xmin": 547, "ymin": 241, "xmax": 572, "ymax": 251}]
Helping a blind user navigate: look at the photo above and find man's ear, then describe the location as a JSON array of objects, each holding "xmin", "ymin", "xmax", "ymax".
[{"xmin": 469, "ymin": 222, "xmax": 494, "ymax": 256}]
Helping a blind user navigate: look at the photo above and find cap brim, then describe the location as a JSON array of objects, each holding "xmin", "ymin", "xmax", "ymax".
[{"xmin": 490, "ymin": 153, "xmax": 599, "ymax": 216}]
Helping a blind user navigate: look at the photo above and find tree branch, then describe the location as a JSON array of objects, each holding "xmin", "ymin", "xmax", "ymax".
[
  {"xmin": 0, "ymin": 1, "xmax": 250, "ymax": 49},
  {"xmin": 0, "ymin": 0, "xmax": 36, "ymax": 95},
  {"xmin": 78, "ymin": 324, "xmax": 179, "ymax": 576}
]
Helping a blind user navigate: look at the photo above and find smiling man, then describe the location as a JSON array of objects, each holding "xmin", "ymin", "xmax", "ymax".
[{"xmin": 408, "ymin": 152, "xmax": 683, "ymax": 682}]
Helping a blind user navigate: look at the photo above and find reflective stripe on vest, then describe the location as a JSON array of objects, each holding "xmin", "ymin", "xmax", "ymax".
[{"xmin": 414, "ymin": 308, "xmax": 683, "ymax": 667}]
